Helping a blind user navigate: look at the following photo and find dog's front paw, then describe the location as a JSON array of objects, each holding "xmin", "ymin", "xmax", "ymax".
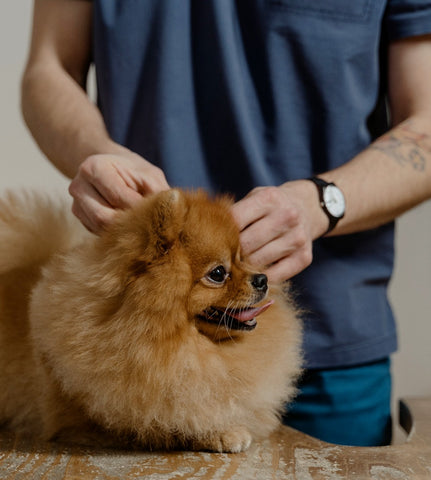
[
  {"xmin": 219, "ymin": 427, "xmax": 252, "ymax": 453},
  {"xmin": 194, "ymin": 427, "xmax": 252, "ymax": 453}
]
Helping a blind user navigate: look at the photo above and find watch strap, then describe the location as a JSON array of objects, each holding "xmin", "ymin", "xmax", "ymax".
[{"xmin": 307, "ymin": 176, "xmax": 343, "ymax": 236}]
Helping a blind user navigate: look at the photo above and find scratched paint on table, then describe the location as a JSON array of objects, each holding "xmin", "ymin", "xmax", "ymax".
[{"xmin": 0, "ymin": 398, "xmax": 430, "ymax": 480}]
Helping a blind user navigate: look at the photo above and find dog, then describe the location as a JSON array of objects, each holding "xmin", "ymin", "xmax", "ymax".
[{"xmin": 0, "ymin": 189, "xmax": 302, "ymax": 452}]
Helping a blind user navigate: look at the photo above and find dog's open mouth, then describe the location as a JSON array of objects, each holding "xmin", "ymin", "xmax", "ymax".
[{"xmin": 199, "ymin": 300, "xmax": 274, "ymax": 331}]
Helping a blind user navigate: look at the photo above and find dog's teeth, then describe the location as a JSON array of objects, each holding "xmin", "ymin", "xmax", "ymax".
[{"xmin": 244, "ymin": 318, "xmax": 257, "ymax": 327}]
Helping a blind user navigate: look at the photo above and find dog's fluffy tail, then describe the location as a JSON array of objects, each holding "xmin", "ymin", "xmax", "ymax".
[{"xmin": 0, "ymin": 191, "xmax": 85, "ymax": 274}]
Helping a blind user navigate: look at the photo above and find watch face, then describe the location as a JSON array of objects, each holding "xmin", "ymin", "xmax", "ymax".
[{"xmin": 323, "ymin": 185, "xmax": 345, "ymax": 218}]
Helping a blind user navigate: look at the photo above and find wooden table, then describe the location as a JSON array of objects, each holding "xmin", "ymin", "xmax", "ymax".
[{"xmin": 0, "ymin": 397, "xmax": 430, "ymax": 479}]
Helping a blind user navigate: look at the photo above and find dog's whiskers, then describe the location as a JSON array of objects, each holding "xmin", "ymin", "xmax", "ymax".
[{"xmin": 219, "ymin": 300, "xmax": 236, "ymax": 342}]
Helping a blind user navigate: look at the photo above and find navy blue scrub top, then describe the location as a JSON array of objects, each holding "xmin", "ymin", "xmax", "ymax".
[{"xmin": 91, "ymin": 0, "xmax": 431, "ymax": 368}]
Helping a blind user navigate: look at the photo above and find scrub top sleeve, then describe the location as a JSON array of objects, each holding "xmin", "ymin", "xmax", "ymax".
[{"xmin": 385, "ymin": 1, "xmax": 431, "ymax": 41}]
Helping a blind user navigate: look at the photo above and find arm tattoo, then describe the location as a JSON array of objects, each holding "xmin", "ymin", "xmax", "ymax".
[{"xmin": 370, "ymin": 122, "xmax": 430, "ymax": 172}]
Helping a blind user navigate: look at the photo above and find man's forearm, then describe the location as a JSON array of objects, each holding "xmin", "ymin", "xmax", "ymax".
[
  {"xmin": 320, "ymin": 115, "xmax": 431, "ymax": 236},
  {"xmin": 369, "ymin": 120, "xmax": 430, "ymax": 173},
  {"xmin": 21, "ymin": 61, "xmax": 124, "ymax": 179}
]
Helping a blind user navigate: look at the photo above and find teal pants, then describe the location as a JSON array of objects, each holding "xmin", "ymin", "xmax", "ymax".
[{"xmin": 283, "ymin": 358, "xmax": 392, "ymax": 446}]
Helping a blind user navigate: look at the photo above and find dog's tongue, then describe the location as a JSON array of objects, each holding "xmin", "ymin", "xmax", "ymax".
[{"xmin": 227, "ymin": 300, "xmax": 274, "ymax": 323}]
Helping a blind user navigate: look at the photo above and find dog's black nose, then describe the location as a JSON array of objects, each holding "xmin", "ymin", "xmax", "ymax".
[{"xmin": 251, "ymin": 274, "xmax": 268, "ymax": 292}]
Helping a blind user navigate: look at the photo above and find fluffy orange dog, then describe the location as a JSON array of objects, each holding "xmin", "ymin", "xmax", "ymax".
[{"xmin": 0, "ymin": 189, "xmax": 302, "ymax": 452}]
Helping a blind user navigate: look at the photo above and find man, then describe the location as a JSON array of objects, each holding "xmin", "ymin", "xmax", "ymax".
[{"xmin": 21, "ymin": 0, "xmax": 431, "ymax": 446}]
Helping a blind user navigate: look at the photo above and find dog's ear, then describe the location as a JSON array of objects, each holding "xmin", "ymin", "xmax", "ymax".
[
  {"xmin": 95, "ymin": 190, "xmax": 189, "ymax": 284},
  {"xmin": 149, "ymin": 189, "xmax": 188, "ymax": 256},
  {"xmin": 124, "ymin": 189, "xmax": 189, "ymax": 280}
]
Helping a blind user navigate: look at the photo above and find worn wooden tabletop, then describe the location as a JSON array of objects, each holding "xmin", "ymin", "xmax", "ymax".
[{"xmin": 0, "ymin": 397, "xmax": 430, "ymax": 480}]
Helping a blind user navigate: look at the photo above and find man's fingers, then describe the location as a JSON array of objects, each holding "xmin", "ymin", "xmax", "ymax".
[
  {"xmin": 264, "ymin": 247, "xmax": 313, "ymax": 283},
  {"xmin": 69, "ymin": 179, "xmax": 117, "ymax": 233},
  {"xmin": 239, "ymin": 217, "xmax": 279, "ymax": 257},
  {"xmin": 93, "ymin": 172, "xmax": 143, "ymax": 209},
  {"xmin": 264, "ymin": 258, "xmax": 299, "ymax": 284},
  {"xmin": 231, "ymin": 192, "xmax": 267, "ymax": 232},
  {"xmin": 246, "ymin": 234, "xmax": 296, "ymax": 268},
  {"xmin": 238, "ymin": 206, "xmax": 302, "ymax": 256},
  {"xmin": 110, "ymin": 155, "xmax": 170, "ymax": 196},
  {"xmin": 69, "ymin": 153, "xmax": 171, "ymax": 233},
  {"xmin": 245, "ymin": 226, "xmax": 312, "ymax": 281},
  {"xmin": 231, "ymin": 185, "xmax": 315, "ymax": 282},
  {"xmin": 119, "ymin": 162, "xmax": 170, "ymax": 195},
  {"xmin": 71, "ymin": 201, "xmax": 97, "ymax": 234},
  {"xmin": 78, "ymin": 156, "xmax": 143, "ymax": 209}
]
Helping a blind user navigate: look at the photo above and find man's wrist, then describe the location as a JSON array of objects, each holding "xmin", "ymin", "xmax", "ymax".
[
  {"xmin": 280, "ymin": 180, "xmax": 330, "ymax": 240},
  {"xmin": 307, "ymin": 177, "xmax": 346, "ymax": 236}
]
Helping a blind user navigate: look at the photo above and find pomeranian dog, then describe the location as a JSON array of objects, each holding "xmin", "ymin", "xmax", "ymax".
[{"xmin": 0, "ymin": 189, "xmax": 302, "ymax": 453}]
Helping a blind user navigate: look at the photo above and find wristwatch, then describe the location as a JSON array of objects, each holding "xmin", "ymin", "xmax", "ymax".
[{"xmin": 308, "ymin": 177, "xmax": 345, "ymax": 235}]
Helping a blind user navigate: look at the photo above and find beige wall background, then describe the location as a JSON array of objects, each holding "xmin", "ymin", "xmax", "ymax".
[{"xmin": 1, "ymin": 3, "xmax": 430, "ymax": 407}]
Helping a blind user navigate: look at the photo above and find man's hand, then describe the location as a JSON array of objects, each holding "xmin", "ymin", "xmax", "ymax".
[
  {"xmin": 231, "ymin": 181, "xmax": 328, "ymax": 283},
  {"xmin": 69, "ymin": 152, "xmax": 170, "ymax": 233}
]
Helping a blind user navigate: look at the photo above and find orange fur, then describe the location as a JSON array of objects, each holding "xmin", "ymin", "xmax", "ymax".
[{"xmin": 0, "ymin": 189, "xmax": 302, "ymax": 452}]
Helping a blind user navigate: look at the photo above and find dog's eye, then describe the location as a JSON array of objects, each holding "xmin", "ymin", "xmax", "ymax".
[{"xmin": 207, "ymin": 266, "xmax": 228, "ymax": 284}]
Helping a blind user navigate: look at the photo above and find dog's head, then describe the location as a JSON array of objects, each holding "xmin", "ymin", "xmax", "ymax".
[{"xmin": 100, "ymin": 189, "xmax": 273, "ymax": 341}]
